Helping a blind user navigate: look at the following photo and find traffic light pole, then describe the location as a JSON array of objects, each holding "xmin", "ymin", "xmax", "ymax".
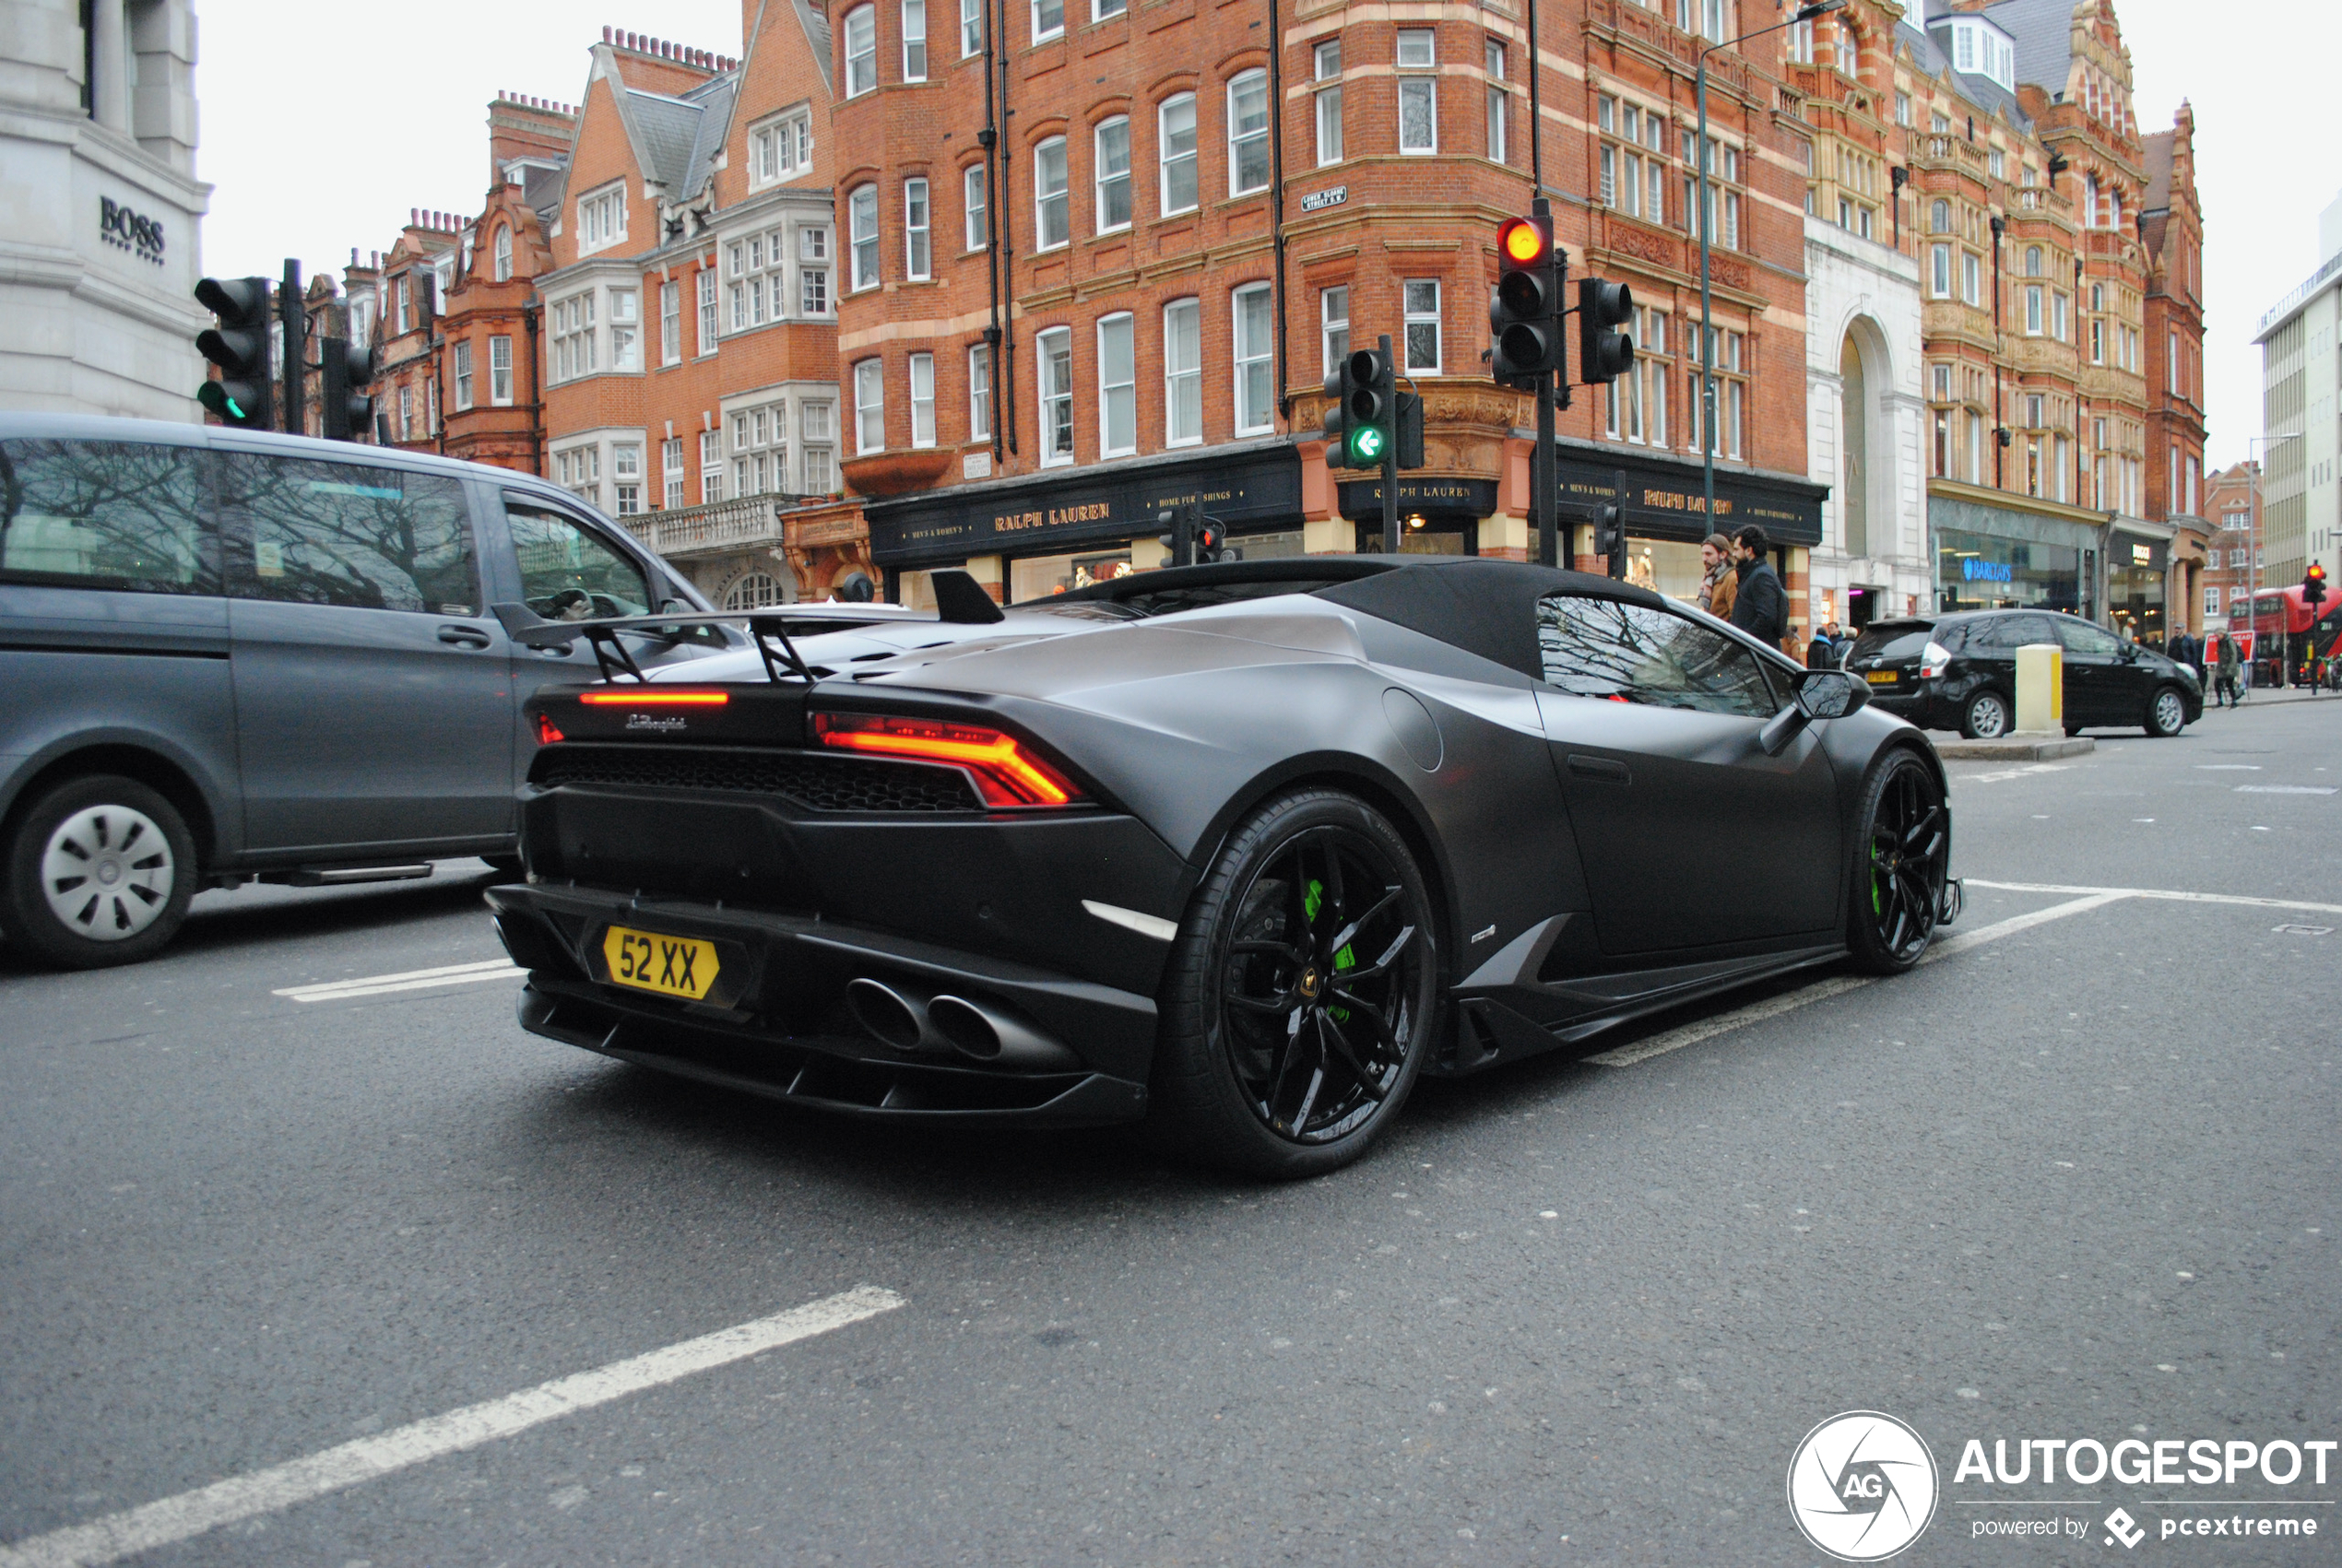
[
  {"xmin": 1536, "ymin": 371, "xmax": 1557, "ymax": 568},
  {"xmin": 279, "ymin": 257, "xmax": 305, "ymax": 437},
  {"xmin": 1380, "ymin": 333, "xmax": 1400, "ymax": 556}
]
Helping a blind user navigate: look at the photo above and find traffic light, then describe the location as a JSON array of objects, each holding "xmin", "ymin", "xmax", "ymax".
[
  {"xmin": 1395, "ymin": 391, "xmax": 1425, "ymax": 471},
  {"xmin": 1489, "ymin": 214, "xmax": 1564, "ymax": 383},
  {"xmin": 2307, "ymin": 562, "xmax": 2330, "ymax": 610},
  {"xmin": 1593, "ymin": 501, "xmax": 1625, "ymax": 579},
  {"xmin": 1157, "ymin": 502, "xmax": 1196, "ymax": 567},
  {"xmin": 1195, "ymin": 519, "xmax": 1237, "ymax": 564},
  {"xmin": 318, "ymin": 336, "xmax": 374, "ymax": 442},
  {"xmin": 1322, "ymin": 347, "xmax": 1394, "ymax": 470},
  {"xmin": 1578, "ymin": 277, "xmax": 1635, "ymax": 385},
  {"xmin": 194, "ymin": 276, "xmax": 275, "ymax": 429}
]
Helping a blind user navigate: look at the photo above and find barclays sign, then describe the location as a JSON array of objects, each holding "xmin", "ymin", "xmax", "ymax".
[{"xmin": 1960, "ymin": 557, "xmax": 2014, "ymax": 584}]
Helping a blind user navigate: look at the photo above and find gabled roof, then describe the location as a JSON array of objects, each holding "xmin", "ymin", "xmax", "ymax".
[
  {"xmin": 1898, "ymin": 17, "xmax": 2034, "ymax": 134},
  {"xmin": 789, "ymin": 0, "xmax": 832, "ymax": 66},
  {"xmin": 2141, "ymin": 129, "xmax": 2174, "ymax": 211},
  {"xmin": 609, "ymin": 65, "xmax": 738, "ymax": 208},
  {"xmin": 1964, "ymin": 0, "xmax": 2084, "ymax": 102}
]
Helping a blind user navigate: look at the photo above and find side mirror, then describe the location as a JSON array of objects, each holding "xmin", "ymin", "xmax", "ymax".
[
  {"xmin": 1795, "ymin": 667, "xmax": 1871, "ymax": 721},
  {"xmin": 1759, "ymin": 668, "xmax": 1868, "ymax": 756}
]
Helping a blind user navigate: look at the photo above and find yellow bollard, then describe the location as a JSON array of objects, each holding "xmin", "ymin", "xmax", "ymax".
[{"xmin": 2015, "ymin": 643, "xmax": 2063, "ymax": 734}]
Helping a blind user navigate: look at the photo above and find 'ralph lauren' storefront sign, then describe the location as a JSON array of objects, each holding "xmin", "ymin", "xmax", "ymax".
[{"xmin": 867, "ymin": 444, "xmax": 1303, "ymax": 566}]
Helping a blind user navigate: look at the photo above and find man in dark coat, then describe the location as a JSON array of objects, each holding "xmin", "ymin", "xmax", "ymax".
[{"xmin": 1729, "ymin": 525, "xmax": 1788, "ymax": 649}]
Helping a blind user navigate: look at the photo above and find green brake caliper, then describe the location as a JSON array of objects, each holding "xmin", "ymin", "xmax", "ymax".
[{"xmin": 1304, "ymin": 878, "xmax": 1357, "ymax": 1022}]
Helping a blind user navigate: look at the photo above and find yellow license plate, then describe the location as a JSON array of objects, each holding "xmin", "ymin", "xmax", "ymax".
[
  {"xmin": 601, "ymin": 925, "xmax": 721, "ymax": 1001},
  {"xmin": 1866, "ymin": 670, "xmax": 1899, "ymax": 685}
]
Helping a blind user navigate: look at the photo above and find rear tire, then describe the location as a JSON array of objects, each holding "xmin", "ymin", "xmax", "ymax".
[
  {"xmin": 3, "ymin": 775, "xmax": 196, "ymax": 970},
  {"xmin": 2146, "ymin": 685, "xmax": 2187, "ymax": 737},
  {"xmin": 1150, "ymin": 789, "xmax": 1438, "ymax": 1179},
  {"xmin": 1845, "ymin": 750, "xmax": 1948, "ymax": 976},
  {"xmin": 1960, "ymin": 689, "xmax": 2010, "ymax": 740}
]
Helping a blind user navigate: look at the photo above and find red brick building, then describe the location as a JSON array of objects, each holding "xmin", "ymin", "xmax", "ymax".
[
  {"xmin": 826, "ymin": 0, "xmax": 1826, "ymax": 615},
  {"xmin": 369, "ymin": 210, "xmax": 463, "ymax": 452},
  {"xmin": 529, "ymin": 17, "xmax": 858, "ymax": 607},
  {"xmin": 2140, "ymin": 100, "xmax": 2206, "ymax": 633},
  {"xmin": 2200, "ymin": 459, "xmax": 2261, "ymax": 631}
]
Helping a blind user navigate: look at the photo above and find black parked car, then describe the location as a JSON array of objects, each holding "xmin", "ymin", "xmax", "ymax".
[
  {"xmin": 1844, "ymin": 607, "xmax": 2203, "ymax": 739},
  {"xmin": 0, "ymin": 415, "xmax": 739, "ymax": 970},
  {"xmin": 487, "ymin": 557, "xmax": 1962, "ymax": 1177}
]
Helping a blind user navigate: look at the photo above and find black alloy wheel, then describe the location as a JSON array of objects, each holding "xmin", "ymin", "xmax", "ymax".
[
  {"xmin": 2146, "ymin": 685, "xmax": 2188, "ymax": 737},
  {"xmin": 1961, "ymin": 688, "xmax": 2010, "ymax": 740},
  {"xmin": 1845, "ymin": 750, "xmax": 1949, "ymax": 975},
  {"xmin": 1153, "ymin": 790, "xmax": 1437, "ymax": 1177}
]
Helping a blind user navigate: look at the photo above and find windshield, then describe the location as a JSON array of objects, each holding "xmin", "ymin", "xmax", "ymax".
[{"xmin": 1849, "ymin": 621, "xmax": 1935, "ymax": 662}]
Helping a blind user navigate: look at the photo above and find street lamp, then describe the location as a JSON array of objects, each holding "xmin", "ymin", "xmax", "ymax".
[
  {"xmin": 2245, "ymin": 430, "xmax": 2301, "ymax": 688},
  {"xmin": 1697, "ymin": 0, "xmax": 1844, "ymax": 530}
]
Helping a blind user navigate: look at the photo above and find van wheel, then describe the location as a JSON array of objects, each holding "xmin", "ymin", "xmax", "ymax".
[
  {"xmin": 3, "ymin": 776, "xmax": 195, "ymax": 970},
  {"xmin": 1960, "ymin": 689, "xmax": 2010, "ymax": 740}
]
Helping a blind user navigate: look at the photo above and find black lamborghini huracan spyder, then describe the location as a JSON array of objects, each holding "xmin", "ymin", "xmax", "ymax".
[{"xmin": 484, "ymin": 556, "xmax": 1958, "ymax": 1176}]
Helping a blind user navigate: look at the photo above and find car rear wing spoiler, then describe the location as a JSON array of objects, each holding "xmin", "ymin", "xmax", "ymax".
[{"xmin": 489, "ymin": 568, "xmax": 1006, "ymax": 686}]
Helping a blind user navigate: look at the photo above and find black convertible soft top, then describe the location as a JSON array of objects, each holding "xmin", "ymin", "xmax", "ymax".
[{"xmin": 1052, "ymin": 555, "xmax": 1669, "ymax": 682}]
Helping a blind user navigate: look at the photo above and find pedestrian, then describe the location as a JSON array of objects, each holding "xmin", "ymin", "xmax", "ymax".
[
  {"xmin": 2213, "ymin": 632, "xmax": 2241, "ymax": 708},
  {"xmin": 1728, "ymin": 525, "xmax": 1788, "ymax": 649},
  {"xmin": 1805, "ymin": 621, "xmax": 1838, "ymax": 669},
  {"xmin": 1697, "ymin": 533, "xmax": 1737, "ymax": 622}
]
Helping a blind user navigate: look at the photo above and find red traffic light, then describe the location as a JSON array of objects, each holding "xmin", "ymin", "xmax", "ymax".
[
  {"xmin": 2310, "ymin": 565, "xmax": 2328, "ymax": 584},
  {"xmin": 1499, "ymin": 217, "xmax": 1544, "ymax": 266}
]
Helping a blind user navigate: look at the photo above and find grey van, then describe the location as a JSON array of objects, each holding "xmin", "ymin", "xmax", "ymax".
[{"xmin": 0, "ymin": 414, "xmax": 721, "ymax": 969}]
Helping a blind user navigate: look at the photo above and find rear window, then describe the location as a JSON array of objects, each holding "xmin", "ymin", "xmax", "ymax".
[
  {"xmin": 1849, "ymin": 620, "xmax": 1934, "ymax": 663},
  {"xmin": 0, "ymin": 438, "xmax": 216, "ymax": 593}
]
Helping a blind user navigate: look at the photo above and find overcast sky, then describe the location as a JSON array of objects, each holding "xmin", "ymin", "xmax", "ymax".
[{"xmin": 197, "ymin": 0, "xmax": 2326, "ymax": 471}]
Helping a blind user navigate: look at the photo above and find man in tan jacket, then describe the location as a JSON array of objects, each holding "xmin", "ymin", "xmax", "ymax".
[{"xmin": 1697, "ymin": 533, "xmax": 1736, "ymax": 621}]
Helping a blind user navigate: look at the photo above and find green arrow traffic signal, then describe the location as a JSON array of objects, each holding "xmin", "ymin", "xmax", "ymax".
[{"xmin": 1349, "ymin": 424, "xmax": 1386, "ymax": 465}]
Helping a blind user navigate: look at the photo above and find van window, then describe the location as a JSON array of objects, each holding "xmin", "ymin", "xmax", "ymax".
[
  {"xmin": 0, "ymin": 439, "xmax": 216, "ymax": 593},
  {"xmin": 506, "ymin": 501, "xmax": 650, "ymax": 619},
  {"xmin": 219, "ymin": 453, "xmax": 478, "ymax": 614}
]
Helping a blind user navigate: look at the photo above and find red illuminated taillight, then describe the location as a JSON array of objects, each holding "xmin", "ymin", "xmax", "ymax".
[
  {"xmin": 811, "ymin": 712, "xmax": 1082, "ymax": 808},
  {"xmin": 578, "ymin": 690, "xmax": 731, "ymax": 706},
  {"xmin": 536, "ymin": 713, "xmax": 565, "ymax": 745}
]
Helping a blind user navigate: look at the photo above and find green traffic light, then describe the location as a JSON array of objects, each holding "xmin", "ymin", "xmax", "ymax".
[{"xmin": 1350, "ymin": 425, "xmax": 1386, "ymax": 464}]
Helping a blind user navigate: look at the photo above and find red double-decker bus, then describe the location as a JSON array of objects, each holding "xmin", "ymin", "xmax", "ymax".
[{"xmin": 2226, "ymin": 584, "xmax": 2342, "ymax": 688}]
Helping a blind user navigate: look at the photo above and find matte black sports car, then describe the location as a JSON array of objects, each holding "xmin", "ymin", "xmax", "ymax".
[{"xmin": 484, "ymin": 558, "xmax": 1959, "ymax": 1176}]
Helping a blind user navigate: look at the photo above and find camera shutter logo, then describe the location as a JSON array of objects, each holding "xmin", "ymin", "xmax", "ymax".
[{"xmin": 1786, "ymin": 1411, "xmax": 1940, "ymax": 1561}]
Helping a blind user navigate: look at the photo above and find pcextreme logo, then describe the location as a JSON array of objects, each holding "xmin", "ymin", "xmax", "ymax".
[{"xmin": 1787, "ymin": 1411, "xmax": 1941, "ymax": 1561}]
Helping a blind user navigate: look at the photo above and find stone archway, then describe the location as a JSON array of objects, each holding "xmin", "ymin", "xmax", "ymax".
[{"xmin": 1837, "ymin": 314, "xmax": 1896, "ymax": 564}]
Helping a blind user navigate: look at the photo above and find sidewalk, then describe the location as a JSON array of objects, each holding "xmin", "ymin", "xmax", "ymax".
[{"xmin": 2201, "ymin": 684, "xmax": 2336, "ymax": 708}]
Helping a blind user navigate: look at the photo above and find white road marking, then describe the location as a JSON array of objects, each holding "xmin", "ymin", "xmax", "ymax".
[
  {"xmin": 1958, "ymin": 763, "xmax": 2075, "ymax": 784},
  {"xmin": 2235, "ymin": 784, "xmax": 2337, "ymax": 796},
  {"xmin": 273, "ymin": 959, "xmax": 522, "ymax": 1003},
  {"xmin": 1585, "ymin": 893, "xmax": 2123, "ymax": 1068},
  {"xmin": 1964, "ymin": 878, "xmax": 2342, "ymax": 916},
  {"xmin": 0, "ymin": 1286, "xmax": 905, "ymax": 1568}
]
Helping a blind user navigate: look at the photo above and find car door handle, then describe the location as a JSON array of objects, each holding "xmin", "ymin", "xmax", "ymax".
[
  {"xmin": 1567, "ymin": 755, "xmax": 1631, "ymax": 784},
  {"xmin": 436, "ymin": 624, "xmax": 492, "ymax": 649}
]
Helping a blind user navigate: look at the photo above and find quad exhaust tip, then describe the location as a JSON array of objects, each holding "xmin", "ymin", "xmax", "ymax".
[{"xmin": 844, "ymin": 978, "xmax": 1081, "ymax": 1071}]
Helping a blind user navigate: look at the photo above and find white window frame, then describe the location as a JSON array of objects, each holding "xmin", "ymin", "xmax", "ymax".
[
  {"xmin": 659, "ymin": 279, "xmax": 681, "ymax": 365},
  {"xmin": 903, "ymin": 0, "xmax": 927, "ymax": 80},
  {"xmin": 492, "ymin": 226, "xmax": 513, "ymax": 282},
  {"xmin": 854, "ymin": 359, "xmax": 885, "ymax": 454},
  {"xmin": 969, "ymin": 342, "xmax": 992, "ymax": 441},
  {"xmin": 1232, "ymin": 282, "xmax": 1273, "ymax": 436},
  {"xmin": 964, "ymin": 163, "xmax": 988, "ymax": 250},
  {"xmin": 576, "ymin": 181, "xmax": 628, "ymax": 255},
  {"xmin": 609, "ymin": 288, "xmax": 640, "ymax": 372},
  {"xmin": 849, "ymin": 184, "xmax": 881, "ymax": 290},
  {"xmin": 696, "ymin": 269, "xmax": 718, "ymax": 355},
  {"xmin": 1163, "ymin": 298, "xmax": 1201, "ymax": 447},
  {"xmin": 1032, "ymin": 0, "xmax": 1064, "ymax": 42},
  {"xmin": 700, "ymin": 430, "xmax": 724, "ymax": 504},
  {"xmin": 905, "ymin": 178, "xmax": 931, "ymax": 279},
  {"xmin": 1159, "ymin": 94, "xmax": 1199, "ymax": 216},
  {"xmin": 1034, "ymin": 136, "xmax": 1070, "ymax": 250},
  {"xmin": 1396, "ymin": 30, "xmax": 1437, "ymax": 156},
  {"xmin": 1228, "ymin": 70, "xmax": 1270, "ymax": 195},
  {"xmin": 909, "ymin": 351, "xmax": 936, "ymax": 447},
  {"xmin": 452, "ymin": 340, "xmax": 474, "ymax": 411},
  {"xmin": 1314, "ymin": 41, "xmax": 1343, "ymax": 167},
  {"xmin": 1097, "ymin": 312, "xmax": 1136, "ymax": 457},
  {"xmin": 844, "ymin": 5, "xmax": 877, "ymax": 97},
  {"xmin": 662, "ymin": 438, "xmax": 686, "ymax": 511},
  {"xmin": 489, "ymin": 335, "xmax": 513, "ymax": 405},
  {"xmin": 961, "ymin": 0, "xmax": 984, "ymax": 56},
  {"xmin": 1037, "ymin": 325, "xmax": 1074, "ymax": 466},
  {"xmin": 1485, "ymin": 39, "xmax": 1507, "ymax": 164},
  {"xmin": 1320, "ymin": 284, "xmax": 1349, "ymax": 376},
  {"xmin": 1402, "ymin": 277, "xmax": 1441, "ymax": 374},
  {"xmin": 1094, "ymin": 116, "xmax": 1132, "ymax": 233}
]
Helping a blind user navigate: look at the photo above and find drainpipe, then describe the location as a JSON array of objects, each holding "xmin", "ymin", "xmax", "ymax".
[
  {"xmin": 1989, "ymin": 212, "xmax": 2005, "ymax": 489},
  {"xmin": 980, "ymin": 0, "xmax": 1004, "ymax": 462},
  {"xmin": 995, "ymin": 0, "xmax": 1017, "ymax": 456},
  {"xmin": 523, "ymin": 295, "xmax": 543, "ymax": 477},
  {"xmin": 1270, "ymin": 0, "xmax": 1290, "ymax": 424}
]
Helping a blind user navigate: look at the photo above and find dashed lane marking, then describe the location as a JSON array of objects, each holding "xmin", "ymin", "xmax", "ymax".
[
  {"xmin": 0, "ymin": 1286, "xmax": 906, "ymax": 1568},
  {"xmin": 273, "ymin": 959, "xmax": 521, "ymax": 1003},
  {"xmin": 1963, "ymin": 878, "xmax": 2342, "ymax": 915},
  {"xmin": 1585, "ymin": 893, "xmax": 2124, "ymax": 1067}
]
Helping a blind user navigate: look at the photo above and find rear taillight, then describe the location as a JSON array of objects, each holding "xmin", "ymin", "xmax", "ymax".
[
  {"xmin": 812, "ymin": 712, "xmax": 1082, "ymax": 808},
  {"xmin": 536, "ymin": 713, "xmax": 565, "ymax": 745},
  {"xmin": 1919, "ymin": 640, "xmax": 1951, "ymax": 679}
]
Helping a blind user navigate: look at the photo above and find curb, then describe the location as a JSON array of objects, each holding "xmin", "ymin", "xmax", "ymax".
[{"xmin": 1934, "ymin": 734, "xmax": 2098, "ymax": 761}]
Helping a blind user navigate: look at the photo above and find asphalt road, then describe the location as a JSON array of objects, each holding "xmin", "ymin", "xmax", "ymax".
[{"xmin": 3, "ymin": 699, "xmax": 2337, "ymax": 1567}]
